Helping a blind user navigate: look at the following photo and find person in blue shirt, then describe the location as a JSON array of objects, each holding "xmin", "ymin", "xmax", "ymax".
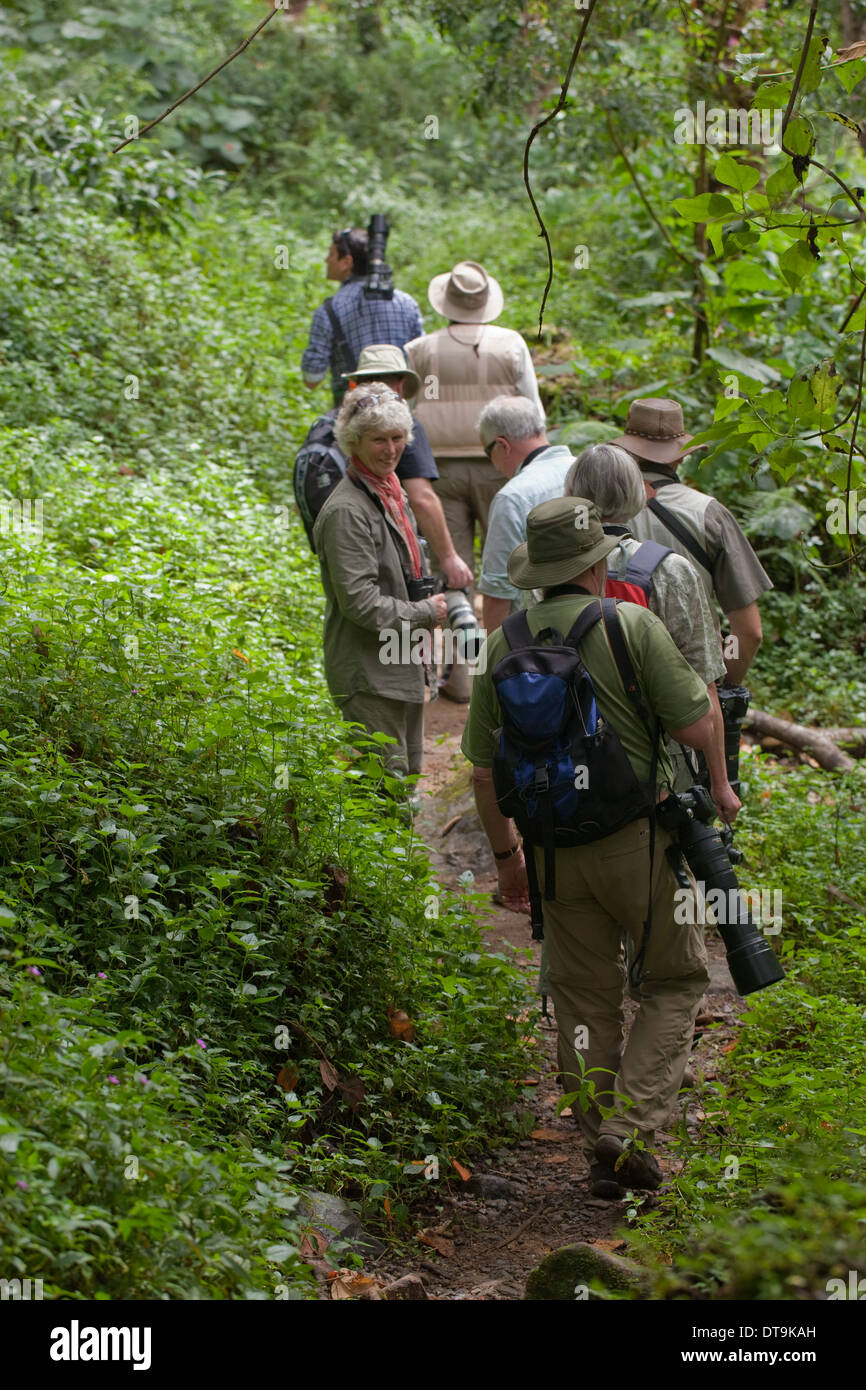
[{"xmin": 301, "ymin": 227, "xmax": 424, "ymax": 407}]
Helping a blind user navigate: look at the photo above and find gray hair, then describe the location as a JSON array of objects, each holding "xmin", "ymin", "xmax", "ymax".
[
  {"xmin": 564, "ymin": 444, "xmax": 646, "ymax": 523},
  {"xmin": 477, "ymin": 395, "xmax": 546, "ymax": 447},
  {"xmin": 335, "ymin": 384, "xmax": 414, "ymax": 455}
]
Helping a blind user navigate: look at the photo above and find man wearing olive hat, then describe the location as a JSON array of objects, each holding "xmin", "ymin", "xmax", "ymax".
[
  {"xmin": 405, "ymin": 261, "xmax": 543, "ymax": 582},
  {"xmin": 461, "ymin": 497, "xmax": 720, "ymax": 1199},
  {"xmin": 615, "ymin": 398, "xmax": 772, "ymax": 684}
]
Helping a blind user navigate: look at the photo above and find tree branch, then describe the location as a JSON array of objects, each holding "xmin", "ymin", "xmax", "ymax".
[
  {"xmin": 522, "ymin": 0, "xmax": 601, "ymax": 337},
  {"xmin": 111, "ymin": 6, "xmax": 282, "ymax": 155}
]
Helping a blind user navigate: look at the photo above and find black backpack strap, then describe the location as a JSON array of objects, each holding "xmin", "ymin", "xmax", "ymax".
[
  {"xmin": 600, "ymin": 597, "xmax": 663, "ymax": 991},
  {"xmin": 624, "ymin": 540, "xmax": 673, "ymax": 594},
  {"xmin": 646, "ymin": 497, "xmax": 713, "ymax": 576},
  {"xmin": 563, "ymin": 599, "xmax": 605, "ymax": 650},
  {"xmin": 501, "ymin": 609, "xmax": 535, "ymax": 651},
  {"xmin": 323, "ymin": 297, "xmax": 355, "ymax": 377}
]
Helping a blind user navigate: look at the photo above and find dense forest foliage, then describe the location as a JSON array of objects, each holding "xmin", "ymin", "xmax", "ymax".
[{"xmin": 1, "ymin": 0, "xmax": 865, "ymax": 1303}]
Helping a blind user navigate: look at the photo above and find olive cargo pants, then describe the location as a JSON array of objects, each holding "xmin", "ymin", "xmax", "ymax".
[{"xmin": 536, "ymin": 818, "xmax": 709, "ymax": 1162}]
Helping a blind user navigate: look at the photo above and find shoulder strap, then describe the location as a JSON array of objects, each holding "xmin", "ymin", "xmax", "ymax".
[
  {"xmin": 624, "ymin": 540, "xmax": 673, "ymax": 592},
  {"xmin": 600, "ymin": 597, "xmax": 652, "ymax": 731},
  {"xmin": 563, "ymin": 600, "xmax": 604, "ymax": 650},
  {"xmin": 501, "ymin": 610, "xmax": 534, "ymax": 651},
  {"xmin": 646, "ymin": 497, "xmax": 713, "ymax": 576},
  {"xmin": 323, "ymin": 297, "xmax": 355, "ymax": 375}
]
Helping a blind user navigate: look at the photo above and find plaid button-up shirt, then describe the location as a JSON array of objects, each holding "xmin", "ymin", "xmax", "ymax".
[{"xmin": 301, "ymin": 276, "xmax": 424, "ymax": 400}]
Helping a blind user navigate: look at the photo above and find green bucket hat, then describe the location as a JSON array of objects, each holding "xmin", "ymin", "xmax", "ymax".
[
  {"xmin": 507, "ymin": 496, "xmax": 619, "ymax": 590},
  {"xmin": 340, "ymin": 343, "xmax": 421, "ymax": 397}
]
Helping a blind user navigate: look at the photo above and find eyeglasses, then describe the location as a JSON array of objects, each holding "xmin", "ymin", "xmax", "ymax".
[
  {"xmin": 346, "ymin": 387, "xmax": 400, "ymax": 418},
  {"xmin": 332, "ymin": 227, "xmax": 354, "ymax": 255},
  {"xmin": 483, "ymin": 438, "xmax": 501, "ymax": 460}
]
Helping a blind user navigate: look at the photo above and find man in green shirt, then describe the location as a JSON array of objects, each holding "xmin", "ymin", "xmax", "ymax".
[{"xmin": 462, "ymin": 497, "xmax": 725, "ymax": 1198}]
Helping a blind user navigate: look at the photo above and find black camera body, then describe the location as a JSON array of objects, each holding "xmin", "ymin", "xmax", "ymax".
[
  {"xmin": 405, "ymin": 574, "xmax": 436, "ymax": 601},
  {"xmin": 364, "ymin": 214, "xmax": 394, "ymax": 300},
  {"xmin": 658, "ymin": 785, "xmax": 785, "ymax": 997}
]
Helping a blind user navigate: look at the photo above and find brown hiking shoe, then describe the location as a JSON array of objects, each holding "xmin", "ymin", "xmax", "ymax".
[
  {"xmin": 594, "ymin": 1134, "xmax": 662, "ymax": 1190},
  {"xmin": 589, "ymin": 1163, "xmax": 627, "ymax": 1200}
]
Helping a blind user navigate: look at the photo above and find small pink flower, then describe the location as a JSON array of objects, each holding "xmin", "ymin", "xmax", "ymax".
[
  {"xmin": 196, "ymin": 1039, "xmax": 207, "ymax": 1050},
  {"xmin": 97, "ymin": 972, "xmax": 107, "ymax": 979},
  {"xmin": 107, "ymin": 1075, "xmax": 120, "ymax": 1085},
  {"xmin": 26, "ymin": 966, "xmax": 42, "ymax": 977},
  {"xmin": 16, "ymin": 1180, "xmax": 29, "ymax": 1190}
]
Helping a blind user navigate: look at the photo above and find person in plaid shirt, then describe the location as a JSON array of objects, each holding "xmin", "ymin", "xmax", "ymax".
[{"xmin": 302, "ymin": 227, "xmax": 424, "ymax": 406}]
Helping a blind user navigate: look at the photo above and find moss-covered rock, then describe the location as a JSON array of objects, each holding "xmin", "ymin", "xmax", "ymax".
[{"xmin": 524, "ymin": 1242, "xmax": 653, "ymax": 1300}]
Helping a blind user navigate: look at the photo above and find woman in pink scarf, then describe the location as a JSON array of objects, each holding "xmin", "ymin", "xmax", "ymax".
[{"xmin": 312, "ymin": 385, "xmax": 447, "ymax": 788}]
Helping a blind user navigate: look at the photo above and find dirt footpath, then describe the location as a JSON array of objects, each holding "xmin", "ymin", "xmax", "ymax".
[{"xmin": 377, "ymin": 693, "xmax": 741, "ymax": 1301}]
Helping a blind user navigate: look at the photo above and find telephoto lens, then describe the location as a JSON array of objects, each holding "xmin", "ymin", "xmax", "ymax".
[
  {"xmin": 444, "ymin": 589, "xmax": 485, "ymax": 662},
  {"xmin": 663, "ymin": 787, "xmax": 785, "ymax": 996}
]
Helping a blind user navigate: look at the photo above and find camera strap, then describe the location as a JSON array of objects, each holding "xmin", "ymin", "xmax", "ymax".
[
  {"xmin": 647, "ymin": 483, "xmax": 714, "ymax": 577},
  {"xmin": 599, "ymin": 598, "xmax": 663, "ymax": 989},
  {"xmin": 324, "ymin": 298, "xmax": 355, "ymax": 378}
]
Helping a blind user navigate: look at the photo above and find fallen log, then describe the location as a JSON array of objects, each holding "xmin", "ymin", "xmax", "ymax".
[{"xmin": 743, "ymin": 710, "xmax": 859, "ymax": 773}]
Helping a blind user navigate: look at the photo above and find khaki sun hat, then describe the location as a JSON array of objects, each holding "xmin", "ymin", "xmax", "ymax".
[
  {"xmin": 507, "ymin": 497, "xmax": 619, "ymax": 590},
  {"xmin": 427, "ymin": 260, "xmax": 504, "ymax": 324},
  {"xmin": 341, "ymin": 343, "xmax": 422, "ymax": 397},
  {"xmin": 611, "ymin": 397, "xmax": 703, "ymax": 466}
]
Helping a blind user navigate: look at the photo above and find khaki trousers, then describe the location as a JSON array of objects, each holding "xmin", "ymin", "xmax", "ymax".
[
  {"xmin": 339, "ymin": 692, "xmax": 425, "ymax": 778},
  {"xmin": 536, "ymin": 818, "xmax": 709, "ymax": 1161},
  {"xmin": 429, "ymin": 457, "xmax": 505, "ymax": 579}
]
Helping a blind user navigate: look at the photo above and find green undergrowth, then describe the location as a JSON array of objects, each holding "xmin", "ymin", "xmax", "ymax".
[
  {"xmin": 0, "ymin": 431, "xmax": 533, "ymax": 1299},
  {"xmin": 626, "ymin": 750, "xmax": 866, "ymax": 1300}
]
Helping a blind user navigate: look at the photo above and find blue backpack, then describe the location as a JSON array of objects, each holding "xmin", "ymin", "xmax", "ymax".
[{"xmin": 491, "ymin": 596, "xmax": 659, "ymax": 940}]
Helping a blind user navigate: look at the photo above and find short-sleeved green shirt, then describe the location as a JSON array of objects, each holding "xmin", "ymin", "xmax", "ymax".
[{"xmin": 461, "ymin": 594, "xmax": 711, "ymax": 787}]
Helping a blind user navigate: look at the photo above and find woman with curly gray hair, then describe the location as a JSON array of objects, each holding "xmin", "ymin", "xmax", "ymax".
[{"xmin": 312, "ymin": 384, "xmax": 447, "ymax": 784}]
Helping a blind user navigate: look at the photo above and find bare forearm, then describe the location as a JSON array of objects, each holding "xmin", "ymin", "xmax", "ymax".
[
  {"xmin": 724, "ymin": 604, "xmax": 762, "ymax": 683},
  {"xmin": 471, "ymin": 767, "xmax": 518, "ymax": 854},
  {"xmin": 481, "ymin": 594, "xmax": 512, "ymax": 634},
  {"xmin": 703, "ymin": 684, "xmax": 729, "ymax": 792}
]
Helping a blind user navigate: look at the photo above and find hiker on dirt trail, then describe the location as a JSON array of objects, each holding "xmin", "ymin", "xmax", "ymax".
[
  {"xmin": 613, "ymin": 398, "xmax": 772, "ymax": 685},
  {"xmin": 462, "ymin": 497, "xmax": 723, "ymax": 1199},
  {"xmin": 341, "ymin": 345, "xmax": 472, "ymax": 593},
  {"xmin": 313, "ymin": 384, "xmax": 446, "ymax": 781},
  {"xmin": 301, "ymin": 227, "xmax": 424, "ymax": 407},
  {"xmin": 406, "ymin": 261, "xmax": 544, "ymax": 702},
  {"xmin": 476, "ymin": 395, "xmax": 576, "ymax": 636},
  {"xmin": 565, "ymin": 443, "xmax": 739, "ymax": 816}
]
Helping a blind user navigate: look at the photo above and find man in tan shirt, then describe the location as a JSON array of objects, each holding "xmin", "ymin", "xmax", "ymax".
[{"xmin": 405, "ymin": 261, "xmax": 543, "ymax": 580}]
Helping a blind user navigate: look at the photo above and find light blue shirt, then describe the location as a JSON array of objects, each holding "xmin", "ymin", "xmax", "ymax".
[{"xmin": 478, "ymin": 444, "xmax": 576, "ymax": 602}]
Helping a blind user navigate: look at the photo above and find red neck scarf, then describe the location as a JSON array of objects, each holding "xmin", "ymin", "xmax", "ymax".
[{"xmin": 350, "ymin": 457, "xmax": 422, "ymax": 579}]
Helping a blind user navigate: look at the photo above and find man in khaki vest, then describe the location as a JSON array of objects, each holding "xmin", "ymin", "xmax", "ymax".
[
  {"xmin": 405, "ymin": 261, "xmax": 543, "ymax": 581},
  {"xmin": 614, "ymin": 398, "xmax": 772, "ymax": 683}
]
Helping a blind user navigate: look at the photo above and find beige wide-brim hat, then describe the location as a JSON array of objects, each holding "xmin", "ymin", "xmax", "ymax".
[
  {"xmin": 611, "ymin": 397, "xmax": 703, "ymax": 466},
  {"xmin": 507, "ymin": 496, "xmax": 619, "ymax": 590},
  {"xmin": 341, "ymin": 343, "xmax": 421, "ymax": 397},
  {"xmin": 427, "ymin": 260, "xmax": 504, "ymax": 324}
]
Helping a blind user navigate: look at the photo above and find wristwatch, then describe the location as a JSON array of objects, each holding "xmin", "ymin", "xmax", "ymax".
[{"xmin": 494, "ymin": 843, "xmax": 521, "ymax": 860}]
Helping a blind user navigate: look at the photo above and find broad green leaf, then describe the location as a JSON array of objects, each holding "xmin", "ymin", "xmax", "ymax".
[
  {"xmin": 787, "ymin": 377, "xmax": 814, "ymax": 420},
  {"xmin": 714, "ymin": 395, "xmax": 745, "ymax": 421},
  {"xmin": 714, "ymin": 154, "xmax": 760, "ymax": 193},
  {"xmin": 811, "ymin": 366, "xmax": 839, "ymax": 413},
  {"xmin": 725, "ymin": 261, "xmax": 778, "ymax": 293},
  {"xmin": 835, "ymin": 56, "xmax": 866, "ymax": 95},
  {"xmin": 752, "ymin": 81, "xmax": 793, "ymax": 111},
  {"xmin": 767, "ymin": 444, "xmax": 808, "ymax": 483},
  {"xmin": 783, "ymin": 115, "xmax": 816, "ymax": 157},
  {"xmin": 765, "ymin": 161, "xmax": 800, "ymax": 204},
  {"xmin": 779, "ymin": 240, "xmax": 819, "ymax": 288},
  {"xmin": 800, "ymin": 34, "xmax": 825, "ymax": 95},
  {"xmin": 706, "ymin": 347, "xmax": 782, "ymax": 384},
  {"xmin": 671, "ymin": 192, "xmax": 737, "ymax": 223}
]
